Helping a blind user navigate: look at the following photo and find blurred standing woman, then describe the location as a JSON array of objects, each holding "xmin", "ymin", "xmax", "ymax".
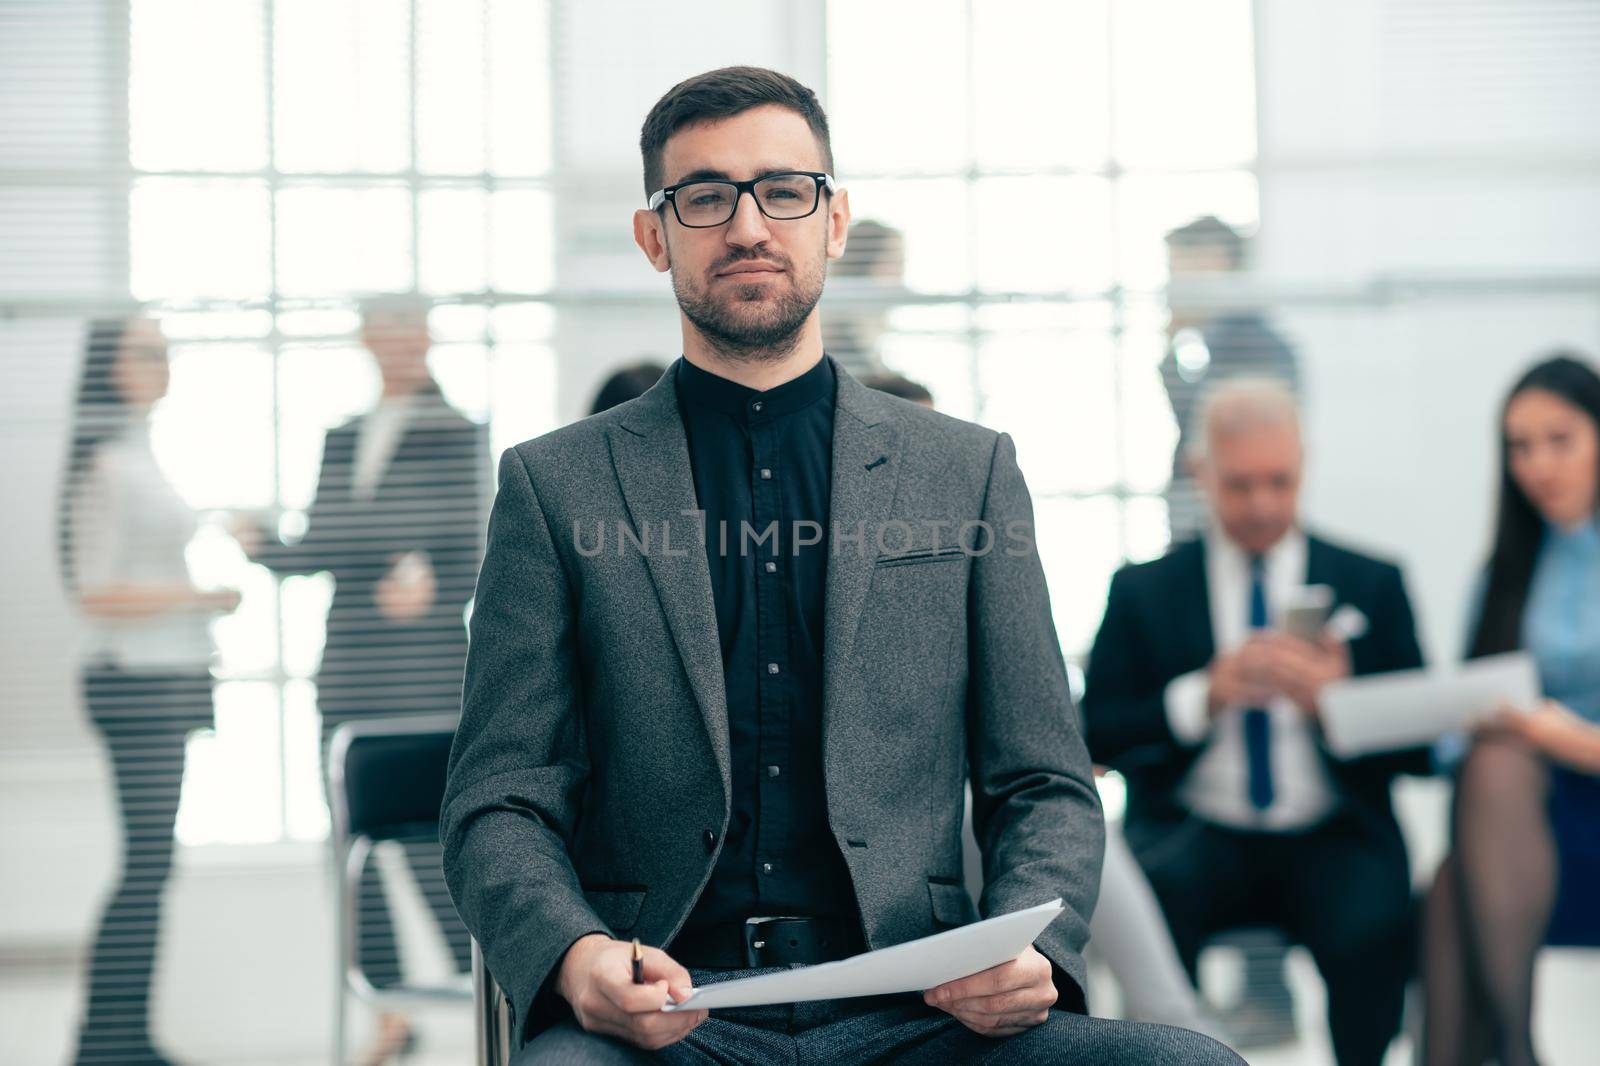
[
  {"xmin": 57, "ymin": 317, "xmax": 238, "ymax": 1065},
  {"xmin": 1423, "ymin": 353, "xmax": 1600, "ymax": 1066}
]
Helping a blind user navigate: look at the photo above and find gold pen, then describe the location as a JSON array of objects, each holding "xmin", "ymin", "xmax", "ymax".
[{"xmin": 632, "ymin": 937, "xmax": 645, "ymax": 984}]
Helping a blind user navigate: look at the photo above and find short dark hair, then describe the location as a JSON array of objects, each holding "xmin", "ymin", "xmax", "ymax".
[
  {"xmin": 639, "ymin": 66, "xmax": 833, "ymax": 197},
  {"xmin": 590, "ymin": 361, "xmax": 668, "ymax": 415}
]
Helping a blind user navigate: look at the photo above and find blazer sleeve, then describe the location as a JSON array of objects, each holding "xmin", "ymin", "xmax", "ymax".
[
  {"xmin": 425, "ymin": 420, "xmax": 491, "ymax": 618},
  {"xmin": 964, "ymin": 432, "xmax": 1104, "ymax": 1014},
  {"xmin": 439, "ymin": 446, "xmax": 608, "ymax": 1034},
  {"xmin": 1081, "ymin": 566, "xmax": 1193, "ymax": 769}
]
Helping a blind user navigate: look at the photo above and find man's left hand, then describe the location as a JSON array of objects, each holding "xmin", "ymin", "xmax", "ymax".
[{"xmin": 922, "ymin": 944, "xmax": 1057, "ymax": 1038}]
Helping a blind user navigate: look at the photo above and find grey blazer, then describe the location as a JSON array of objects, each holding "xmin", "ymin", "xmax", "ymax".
[{"xmin": 441, "ymin": 359, "xmax": 1104, "ymax": 1041}]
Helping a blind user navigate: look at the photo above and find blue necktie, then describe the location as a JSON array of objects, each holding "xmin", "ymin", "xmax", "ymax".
[{"xmin": 1244, "ymin": 555, "xmax": 1274, "ymax": 811}]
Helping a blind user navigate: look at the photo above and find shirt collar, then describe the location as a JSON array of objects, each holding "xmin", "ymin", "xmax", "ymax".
[
  {"xmin": 1545, "ymin": 512, "xmax": 1600, "ymax": 555},
  {"xmin": 1207, "ymin": 523, "xmax": 1307, "ymax": 579},
  {"xmin": 674, "ymin": 353, "xmax": 834, "ymax": 423}
]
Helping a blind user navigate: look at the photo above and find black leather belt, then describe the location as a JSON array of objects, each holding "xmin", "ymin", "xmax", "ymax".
[{"xmin": 670, "ymin": 916, "xmax": 865, "ymax": 969}]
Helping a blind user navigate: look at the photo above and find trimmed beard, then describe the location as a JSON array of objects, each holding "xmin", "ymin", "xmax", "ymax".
[{"xmin": 670, "ymin": 239, "xmax": 827, "ymax": 363}]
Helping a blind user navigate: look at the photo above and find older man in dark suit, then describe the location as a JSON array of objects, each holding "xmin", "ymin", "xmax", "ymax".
[
  {"xmin": 1083, "ymin": 377, "xmax": 1429, "ymax": 1066},
  {"xmin": 440, "ymin": 67, "xmax": 1238, "ymax": 1065}
]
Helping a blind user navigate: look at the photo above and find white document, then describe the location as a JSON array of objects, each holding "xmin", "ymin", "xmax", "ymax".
[
  {"xmin": 661, "ymin": 898, "xmax": 1064, "ymax": 1012},
  {"xmin": 1321, "ymin": 651, "xmax": 1540, "ymax": 757}
]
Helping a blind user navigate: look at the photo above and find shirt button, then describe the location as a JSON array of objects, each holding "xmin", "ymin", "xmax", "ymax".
[
  {"xmin": 702, "ymin": 830, "xmax": 716, "ymax": 854},
  {"xmin": 751, "ymin": 401, "xmax": 764, "ymax": 413},
  {"xmin": 767, "ymin": 662, "xmax": 780, "ymax": 675},
  {"xmin": 767, "ymin": 764, "xmax": 781, "ymax": 778},
  {"xmin": 759, "ymin": 468, "xmax": 772, "ymax": 479},
  {"xmin": 765, "ymin": 561, "xmax": 777, "ymax": 573},
  {"xmin": 761, "ymin": 862, "xmax": 774, "ymax": 875}
]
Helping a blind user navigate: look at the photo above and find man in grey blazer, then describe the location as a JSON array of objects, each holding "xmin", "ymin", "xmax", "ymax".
[{"xmin": 441, "ymin": 66, "xmax": 1238, "ymax": 1065}]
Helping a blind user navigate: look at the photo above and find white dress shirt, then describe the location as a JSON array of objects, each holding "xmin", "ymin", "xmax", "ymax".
[
  {"xmin": 351, "ymin": 393, "xmax": 415, "ymax": 502},
  {"xmin": 1164, "ymin": 528, "xmax": 1340, "ymax": 830},
  {"xmin": 71, "ymin": 424, "xmax": 214, "ymax": 670}
]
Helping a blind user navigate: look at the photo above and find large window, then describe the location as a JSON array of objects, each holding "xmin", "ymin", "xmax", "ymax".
[
  {"xmin": 826, "ymin": 0, "xmax": 1259, "ymax": 659},
  {"xmin": 124, "ymin": 0, "xmax": 1258, "ymax": 844},
  {"xmin": 123, "ymin": 0, "xmax": 556, "ymax": 844}
]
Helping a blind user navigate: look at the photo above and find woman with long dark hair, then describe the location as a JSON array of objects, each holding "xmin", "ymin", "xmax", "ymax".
[
  {"xmin": 58, "ymin": 316, "xmax": 238, "ymax": 1065},
  {"xmin": 1422, "ymin": 353, "xmax": 1600, "ymax": 1066}
]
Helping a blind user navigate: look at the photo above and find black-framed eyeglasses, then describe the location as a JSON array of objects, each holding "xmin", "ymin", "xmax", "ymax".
[{"xmin": 648, "ymin": 171, "xmax": 836, "ymax": 228}]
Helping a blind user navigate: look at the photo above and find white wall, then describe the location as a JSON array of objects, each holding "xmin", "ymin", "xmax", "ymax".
[{"xmin": 1255, "ymin": 0, "xmax": 1600, "ymax": 664}]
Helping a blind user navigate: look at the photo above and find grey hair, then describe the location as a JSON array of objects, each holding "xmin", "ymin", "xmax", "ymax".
[{"xmin": 1187, "ymin": 376, "xmax": 1301, "ymax": 462}]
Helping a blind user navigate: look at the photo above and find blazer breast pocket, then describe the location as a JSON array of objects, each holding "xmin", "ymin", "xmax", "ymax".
[{"xmin": 873, "ymin": 546, "xmax": 968, "ymax": 569}]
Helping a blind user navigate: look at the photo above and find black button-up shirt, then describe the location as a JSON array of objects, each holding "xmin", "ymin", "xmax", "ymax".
[{"xmin": 674, "ymin": 354, "xmax": 858, "ymax": 931}]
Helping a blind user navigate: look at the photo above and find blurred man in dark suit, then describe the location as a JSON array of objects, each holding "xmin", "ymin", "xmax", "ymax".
[
  {"xmin": 240, "ymin": 296, "xmax": 487, "ymax": 1062},
  {"xmin": 1083, "ymin": 378, "xmax": 1428, "ymax": 1066}
]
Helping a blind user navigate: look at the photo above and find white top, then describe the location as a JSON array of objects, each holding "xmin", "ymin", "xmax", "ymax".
[
  {"xmin": 1164, "ymin": 528, "xmax": 1339, "ymax": 830},
  {"xmin": 71, "ymin": 423, "xmax": 214, "ymax": 670},
  {"xmin": 351, "ymin": 393, "xmax": 416, "ymax": 502}
]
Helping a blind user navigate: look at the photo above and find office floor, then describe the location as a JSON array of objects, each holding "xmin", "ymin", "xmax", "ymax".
[{"xmin": 3, "ymin": 838, "xmax": 1596, "ymax": 1065}]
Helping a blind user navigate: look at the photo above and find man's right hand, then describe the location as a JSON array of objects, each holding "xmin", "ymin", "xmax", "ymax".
[{"xmin": 554, "ymin": 933, "xmax": 707, "ymax": 1050}]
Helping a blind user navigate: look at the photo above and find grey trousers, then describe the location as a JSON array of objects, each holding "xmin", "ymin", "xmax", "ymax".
[{"xmin": 514, "ymin": 977, "xmax": 1241, "ymax": 1065}]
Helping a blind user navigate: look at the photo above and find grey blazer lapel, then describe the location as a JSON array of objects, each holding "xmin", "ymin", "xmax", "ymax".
[
  {"xmin": 605, "ymin": 372, "xmax": 731, "ymax": 798},
  {"xmin": 823, "ymin": 367, "xmax": 902, "ymax": 732}
]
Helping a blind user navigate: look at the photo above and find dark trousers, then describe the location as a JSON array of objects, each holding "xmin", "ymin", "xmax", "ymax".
[
  {"xmin": 323, "ymin": 704, "xmax": 472, "ymax": 988},
  {"xmin": 516, "ymin": 979, "xmax": 1241, "ymax": 1065},
  {"xmin": 1127, "ymin": 808, "xmax": 1413, "ymax": 1066},
  {"xmin": 75, "ymin": 666, "xmax": 214, "ymax": 1065}
]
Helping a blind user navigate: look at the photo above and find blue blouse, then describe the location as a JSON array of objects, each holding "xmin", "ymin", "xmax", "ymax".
[{"xmin": 1523, "ymin": 516, "xmax": 1600, "ymax": 725}]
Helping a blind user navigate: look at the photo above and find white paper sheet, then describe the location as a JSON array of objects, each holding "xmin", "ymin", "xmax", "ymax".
[
  {"xmin": 1320, "ymin": 651, "xmax": 1540, "ymax": 756},
  {"xmin": 660, "ymin": 898, "xmax": 1065, "ymax": 1012}
]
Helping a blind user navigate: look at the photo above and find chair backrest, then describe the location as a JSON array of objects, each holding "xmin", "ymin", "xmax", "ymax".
[{"xmin": 328, "ymin": 714, "xmax": 460, "ymax": 847}]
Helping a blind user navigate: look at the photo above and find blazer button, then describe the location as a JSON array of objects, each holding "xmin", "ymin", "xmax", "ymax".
[{"xmin": 702, "ymin": 829, "xmax": 716, "ymax": 854}]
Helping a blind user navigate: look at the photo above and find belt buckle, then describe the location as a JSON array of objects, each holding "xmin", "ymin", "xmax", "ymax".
[{"xmin": 742, "ymin": 915, "xmax": 798, "ymax": 968}]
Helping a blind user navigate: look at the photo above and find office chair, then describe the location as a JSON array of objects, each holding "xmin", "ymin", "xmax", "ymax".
[{"xmin": 328, "ymin": 714, "xmax": 471, "ymax": 1064}]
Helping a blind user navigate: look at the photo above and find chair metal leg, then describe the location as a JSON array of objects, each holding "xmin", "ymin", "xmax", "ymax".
[
  {"xmin": 335, "ymin": 836, "xmax": 373, "ymax": 1066},
  {"xmin": 473, "ymin": 937, "xmax": 511, "ymax": 1066}
]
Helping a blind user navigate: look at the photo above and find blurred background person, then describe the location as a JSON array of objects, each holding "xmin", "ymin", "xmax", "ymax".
[
  {"xmin": 1082, "ymin": 378, "xmax": 1430, "ymax": 1066},
  {"xmin": 1163, "ymin": 223, "xmax": 1305, "ymax": 1038},
  {"xmin": 235, "ymin": 296, "xmax": 486, "ymax": 1064},
  {"xmin": 858, "ymin": 370, "xmax": 933, "ymax": 407},
  {"xmin": 56, "ymin": 316, "xmax": 240, "ymax": 1066},
  {"xmin": 589, "ymin": 360, "xmax": 668, "ymax": 415},
  {"xmin": 822, "ymin": 218, "xmax": 906, "ymax": 374},
  {"xmin": 1162, "ymin": 217, "xmax": 1299, "ymax": 548},
  {"xmin": 1422, "ymin": 353, "xmax": 1600, "ymax": 1066}
]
